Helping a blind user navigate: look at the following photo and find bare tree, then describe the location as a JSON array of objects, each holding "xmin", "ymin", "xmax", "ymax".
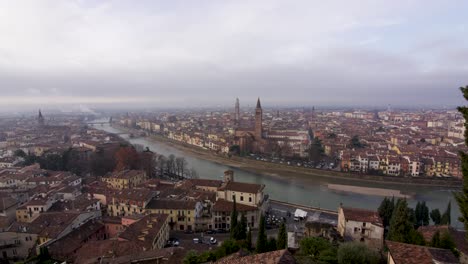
[{"xmin": 166, "ymin": 154, "xmax": 176, "ymax": 175}]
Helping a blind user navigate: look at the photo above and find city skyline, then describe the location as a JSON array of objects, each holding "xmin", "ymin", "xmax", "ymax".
[{"xmin": 0, "ymin": 1, "xmax": 467, "ymax": 111}]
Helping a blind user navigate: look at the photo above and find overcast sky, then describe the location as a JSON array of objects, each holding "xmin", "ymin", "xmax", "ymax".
[{"xmin": 0, "ymin": 0, "xmax": 467, "ymax": 111}]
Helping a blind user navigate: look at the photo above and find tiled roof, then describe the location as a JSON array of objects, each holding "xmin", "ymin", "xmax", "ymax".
[
  {"xmin": 212, "ymin": 199, "xmax": 257, "ymax": 212},
  {"xmin": 341, "ymin": 207, "xmax": 382, "ymax": 226},
  {"xmin": 417, "ymin": 225, "xmax": 450, "ymax": 242},
  {"xmin": 216, "ymin": 249, "xmax": 296, "ymax": 264},
  {"xmin": 48, "ymin": 220, "xmax": 104, "ymax": 261},
  {"xmin": 218, "ymin": 181, "xmax": 264, "ymax": 193},
  {"xmin": 118, "ymin": 214, "xmax": 168, "ymax": 250},
  {"xmin": 100, "ymin": 247, "xmax": 186, "ymax": 264},
  {"xmin": 146, "ymin": 198, "xmax": 197, "ymax": 210},
  {"xmin": 386, "ymin": 241, "xmax": 459, "ymax": 264}
]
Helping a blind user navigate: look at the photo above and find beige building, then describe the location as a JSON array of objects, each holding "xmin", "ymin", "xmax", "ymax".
[
  {"xmin": 102, "ymin": 170, "xmax": 147, "ymax": 189},
  {"xmin": 337, "ymin": 205, "xmax": 384, "ymax": 251},
  {"xmin": 145, "ymin": 199, "xmax": 199, "ymax": 231},
  {"xmin": 216, "ymin": 171, "xmax": 266, "ymax": 208},
  {"xmin": 106, "ymin": 189, "xmax": 155, "ymax": 217}
]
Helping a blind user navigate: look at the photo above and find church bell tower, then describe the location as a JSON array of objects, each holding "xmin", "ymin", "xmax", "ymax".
[{"xmin": 255, "ymin": 98, "xmax": 263, "ymax": 140}]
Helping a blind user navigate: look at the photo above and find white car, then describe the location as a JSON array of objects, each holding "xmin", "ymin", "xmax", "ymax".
[{"xmin": 209, "ymin": 237, "xmax": 217, "ymax": 245}]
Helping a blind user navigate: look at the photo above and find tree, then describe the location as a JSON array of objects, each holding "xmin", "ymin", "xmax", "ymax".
[
  {"xmin": 378, "ymin": 197, "xmax": 395, "ymax": 228},
  {"xmin": 114, "ymin": 146, "xmax": 140, "ymax": 171},
  {"xmin": 230, "ymin": 197, "xmax": 238, "ymax": 240},
  {"xmin": 175, "ymin": 157, "xmax": 188, "ymax": 177},
  {"xmin": 387, "ymin": 199, "xmax": 414, "ymax": 243},
  {"xmin": 216, "ymin": 239, "xmax": 240, "ymax": 259},
  {"xmin": 238, "ymin": 213, "xmax": 247, "ymax": 240},
  {"xmin": 166, "ymin": 154, "xmax": 176, "ymax": 175},
  {"xmin": 246, "ymin": 229, "xmax": 252, "ymax": 250},
  {"xmin": 421, "ymin": 201, "xmax": 430, "ymax": 226},
  {"xmin": 183, "ymin": 250, "xmax": 199, "ymax": 264},
  {"xmin": 337, "ymin": 242, "xmax": 380, "ymax": 264},
  {"xmin": 350, "ymin": 135, "xmax": 364, "ymax": 149},
  {"xmin": 431, "ymin": 230, "xmax": 441, "ymax": 248},
  {"xmin": 308, "ymin": 137, "xmax": 324, "ymax": 162},
  {"xmin": 277, "ymin": 222, "xmax": 287, "ymax": 249},
  {"xmin": 256, "ymin": 214, "xmax": 268, "ymax": 253},
  {"xmin": 140, "ymin": 149, "xmax": 156, "ymax": 178},
  {"xmin": 14, "ymin": 149, "xmax": 27, "ymax": 158},
  {"xmin": 267, "ymin": 237, "xmax": 277, "ymax": 252},
  {"xmin": 299, "ymin": 237, "xmax": 332, "ymax": 258},
  {"xmin": 441, "ymin": 201, "xmax": 451, "ymax": 225},
  {"xmin": 456, "ymin": 85, "xmax": 468, "ymax": 240},
  {"xmin": 431, "ymin": 230, "xmax": 456, "ymax": 253},
  {"xmin": 431, "ymin": 209, "xmax": 442, "ymax": 225}
]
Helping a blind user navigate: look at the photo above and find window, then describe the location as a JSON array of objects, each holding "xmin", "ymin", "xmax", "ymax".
[
  {"xmin": 240, "ymin": 196, "xmax": 244, "ymax": 201},
  {"xmin": 249, "ymin": 197, "xmax": 252, "ymax": 202}
]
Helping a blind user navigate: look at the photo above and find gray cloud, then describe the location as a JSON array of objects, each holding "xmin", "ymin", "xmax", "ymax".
[{"xmin": 0, "ymin": 0, "xmax": 467, "ymax": 110}]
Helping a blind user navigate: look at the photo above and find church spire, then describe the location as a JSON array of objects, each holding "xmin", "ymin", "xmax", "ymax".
[{"xmin": 256, "ymin": 97, "xmax": 261, "ymax": 109}]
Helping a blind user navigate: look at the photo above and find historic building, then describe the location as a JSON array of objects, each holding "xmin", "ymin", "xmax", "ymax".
[
  {"xmin": 234, "ymin": 98, "xmax": 267, "ymax": 154},
  {"xmin": 38, "ymin": 110, "xmax": 45, "ymax": 126}
]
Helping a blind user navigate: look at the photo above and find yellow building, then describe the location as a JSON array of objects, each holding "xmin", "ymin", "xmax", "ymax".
[
  {"xmin": 102, "ymin": 170, "xmax": 147, "ymax": 189},
  {"xmin": 106, "ymin": 188, "xmax": 154, "ymax": 217},
  {"xmin": 145, "ymin": 199, "xmax": 198, "ymax": 231}
]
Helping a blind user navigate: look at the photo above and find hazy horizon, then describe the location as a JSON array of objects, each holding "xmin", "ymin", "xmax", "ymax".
[{"xmin": 1, "ymin": 1, "xmax": 467, "ymax": 111}]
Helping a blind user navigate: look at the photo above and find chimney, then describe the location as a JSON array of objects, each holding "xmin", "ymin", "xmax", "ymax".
[{"xmin": 223, "ymin": 170, "xmax": 234, "ymax": 182}]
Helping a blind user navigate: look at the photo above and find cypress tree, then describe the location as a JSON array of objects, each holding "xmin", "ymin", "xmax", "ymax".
[
  {"xmin": 246, "ymin": 228, "xmax": 252, "ymax": 250},
  {"xmin": 230, "ymin": 196, "xmax": 238, "ymax": 240},
  {"xmin": 277, "ymin": 222, "xmax": 287, "ymax": 249},
  {"xmin": 378, "ymin": 197, "xmax": 395, "ymax": 228},
  {"xmin": 415, "ymin": 201, "xmax": 422, "ymax": 227},
  {"xmin": 237, "ymin": 213, "xmax": 247, "ymax": 240},
  {"xmin": 456, "ymin": 85, "xmax": 468, "ymax": 240},
  {"xmin": 430, "ymin": 209, "xmax": 442, "ymax": 225},
  {"xmin": 256, "ymin": 214, "xmax": 268, "ymax": 253},
  {"xmin": 387, "ymin": 199, "xmax": 413, "ymax": 243},
  {"xmin": 421, "ymin": 201, "xmax": 430, "ymax": 226},
  {"xmin": 431, "ymin": 231, "xmax": 441, "ymax": 248},
  {"xmin": 441, "ymin": 201, "xmax": 451, "ymax": 225},
  {"xmin": 267, "ymin": 237, "xmax": 278, "ymax": 252}
]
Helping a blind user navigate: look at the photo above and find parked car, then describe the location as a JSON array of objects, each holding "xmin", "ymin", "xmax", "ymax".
[
  {"xmin": 210, "ymin": 237, "xmax": 217, "ymax": 245},
  {"xmin": 184, "ymin": 229, "xmax": 194, "ymax": 234},
  {"xmin": 205, "ymin": 229, "xmax": 216, "ymax": 234},
  {"xmin": 216, "ymin": 228, "xmax": 228, "ymax": 233},
  {"xmin": 167, "ymin": 237, "xmax": 180, "ymax": 247},
  {"xmin": 193, "ymin": 238, "xmax": 200, "ymax": 244}
]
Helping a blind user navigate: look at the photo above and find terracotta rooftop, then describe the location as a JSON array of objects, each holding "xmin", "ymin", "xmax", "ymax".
[
  {"xmin": 74, "ymin": 240, "xmax": 140, "ymax": 264},
  {"xmin": 99, "ymin": 247, "xmax": 186, "ymax": 264},
  {"xmin": 48, "ymin": 220, "xmax": 104, "ymax": 262},
  {"xmin": 118, "ymin": 213, "xmax": 168, "ymax": 250},
  {"xmin": 386, "ymin": 240, "xmax": 459, "ymax": 264},
  {"xmin": 216, "ymin": 249, "xmax": 296, "ymax": 264},
  {"xmin": 146, "ymin": 199, "xmax": 197, "ymax": 210},
  {"xmin": 218, "ymin": 181, "xmax": 264, "ymax": 193},
  {"xmin": 104, "ymin": 170, "xmax": 146, "ymax": 180},
  {"xmin": 212, "ymin": 199, "xmax": 257, "ymax": 212},
  {"xmin": 187, "ymin": 178, "xmax": 223, "ymax": 188},
  {"xmin": 341, "ymin": 206, "xmax": 383, "ymax": 226}
]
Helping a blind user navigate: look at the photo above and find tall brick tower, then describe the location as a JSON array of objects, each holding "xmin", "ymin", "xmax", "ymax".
[
  {"xmin": 235, "ymin": 98, "xmax": 240, "ymax": 122},
  {"xmin": 255, "ymin": 98, "xmax": 263, "ymax": 140}
]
